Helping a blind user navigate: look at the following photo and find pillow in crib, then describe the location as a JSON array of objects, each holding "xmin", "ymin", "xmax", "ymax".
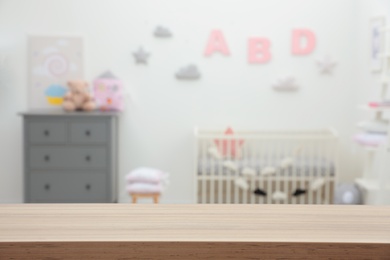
[{"xmin": 214, "ymin": 127, "xmax": 244, "ymax": 158}]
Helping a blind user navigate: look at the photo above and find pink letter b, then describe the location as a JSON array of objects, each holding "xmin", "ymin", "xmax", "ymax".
[{"xmin": 248, "ymin": 38, "xmax": 272, "ymax": 64}]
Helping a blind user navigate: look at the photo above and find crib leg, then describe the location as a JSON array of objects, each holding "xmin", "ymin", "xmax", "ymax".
[{"xmin": 132, "ymin": 195, "xmax": 138, "ymax": 204}]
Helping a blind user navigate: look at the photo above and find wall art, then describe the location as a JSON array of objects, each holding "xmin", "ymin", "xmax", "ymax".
[{"xmin": 28, "ymin": 35, "xmax": 84, "ymax": 109}]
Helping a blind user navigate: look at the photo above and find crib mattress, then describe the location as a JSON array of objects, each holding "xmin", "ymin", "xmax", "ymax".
[{"xmin": 197, "ymin": 158, "xmax": 335, "ymax": 176}]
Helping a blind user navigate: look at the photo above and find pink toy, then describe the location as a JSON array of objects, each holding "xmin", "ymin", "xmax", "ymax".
[
  {"xmin": 368, "ymin": 102, "xmax": 380, "ymax": 108},
  {"xmin": 248, "ymin": 37, "xmax": 272, "ymax": 64},
  {"xmin": 93, "ymin": 71, "xmax": 124, "ymax": 111},
  {"xmin": 292, "ymin": 29, "xmax": 316, "ymax": 55},
  {"xmin": 204, "ymin": 30, "xmax": 230, "ymax": 56},
  {"xmin": 368, "ymin": 101, "xmax": 390, "ymax": 108},
  {"xmin": 214, "ymin": 127, "xmax": 244, "ymax": 158}
]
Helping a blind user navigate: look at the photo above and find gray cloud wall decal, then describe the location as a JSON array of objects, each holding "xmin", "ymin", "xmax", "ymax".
[
  {"xmin": 175, "ymin": 64, "xmax": 201, "ymax": 80},
  {"xmin": 154, "ymin": 26, "xmax": 173, "ymax": 38}
]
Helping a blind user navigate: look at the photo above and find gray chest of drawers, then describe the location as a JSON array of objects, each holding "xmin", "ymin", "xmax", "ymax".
[{"xmin": 21, "ymin": 110, "xmax": 119, "ymax": 203}]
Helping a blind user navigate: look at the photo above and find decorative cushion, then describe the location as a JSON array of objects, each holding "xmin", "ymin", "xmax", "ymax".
[
  {"xmin": 214, "ymin": 127, "xmax": 244, "ymax": 158},
  {"xmin": 126, "ymin": 183, "xmax": 163, "ymax": 194},
  {"xmin": 126, "ymin": 167, "xmax": 169, "ymax": 184}
]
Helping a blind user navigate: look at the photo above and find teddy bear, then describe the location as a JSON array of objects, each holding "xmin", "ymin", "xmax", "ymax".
[{"xmin": 62, "ymin": 80, "xmax": 96, "ymax": 111}]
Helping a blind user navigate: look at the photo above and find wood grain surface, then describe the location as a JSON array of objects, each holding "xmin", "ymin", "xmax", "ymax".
[{"xmin": 0, "ymin": 204, "xmax": 389, "ymax": 259}]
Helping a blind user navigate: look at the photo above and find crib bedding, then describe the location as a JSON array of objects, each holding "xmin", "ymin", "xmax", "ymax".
[{"xmin": 197, "ymin": 157, "xmax": 335, "ymax": 176}]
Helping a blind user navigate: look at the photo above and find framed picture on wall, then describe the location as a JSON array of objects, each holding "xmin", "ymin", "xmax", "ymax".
[
  {"xmin": 370, "ymin": 16, "xmax": 386, "ymax": 73},
  {"xmin": 28, "ymin": 34, "xmax": 84, "ymax": 109}
]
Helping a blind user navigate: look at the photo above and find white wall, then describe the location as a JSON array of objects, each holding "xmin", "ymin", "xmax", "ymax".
[{"xmin": 0, "ymin": 0, "xmax": 360, "ymax": 203}]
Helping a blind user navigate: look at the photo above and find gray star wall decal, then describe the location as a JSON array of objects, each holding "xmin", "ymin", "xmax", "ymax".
[
  {"xmin": 316, "ymin": 55, "xmax": 337, "ymax": 74},
  {"xmin": 133, "ymin": 47, "xmax": 150, "ymax": 64}
]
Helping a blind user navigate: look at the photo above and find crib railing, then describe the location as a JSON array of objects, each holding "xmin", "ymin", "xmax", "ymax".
[{"xmin": 194, "ymin": 128, "xmax": 339, "ymax": 204}]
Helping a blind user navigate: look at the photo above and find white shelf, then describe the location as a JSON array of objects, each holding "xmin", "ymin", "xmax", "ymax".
[
  {"xmin": 355, "ymin": 178, "xmax": 390, "ymax": 191},
  {"xmin": 355, "ymin": 23, "xmax": 390, "ymax": 205},
  {"xmin": 355, "ymin": 178, "xmax": 379, "ymax": 191},
  {"xmin": 362, "ymin": 146, "xmax": 379, "ymax": 152}
]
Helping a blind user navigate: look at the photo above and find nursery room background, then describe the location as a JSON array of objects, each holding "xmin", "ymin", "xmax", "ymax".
[{"xmin": 0, "ymin": 0, "xmax": 390, "ymax": 204}]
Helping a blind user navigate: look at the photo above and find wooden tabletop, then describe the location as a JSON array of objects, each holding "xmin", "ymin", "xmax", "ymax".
[{"xmin": 1, "ymin": 204, "xmax": 389, "ymax": 259}]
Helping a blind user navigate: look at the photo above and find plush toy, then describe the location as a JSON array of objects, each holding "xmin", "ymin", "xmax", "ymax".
[
  {"xmin": 334, "ymin": 183, "xmax": 362, "ymax": 205},
  {"xmin": 93, "ymin": 71, "xmax": 125, "ymax": 111},
  {"xmin": 253, "ymin": 188, "xmax": 267, "ymax": 196},
  {"xmin": 62, "ymin": 80, "xmax": 96, "ymax": 111}
]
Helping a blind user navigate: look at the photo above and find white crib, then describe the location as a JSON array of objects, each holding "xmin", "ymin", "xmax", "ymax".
[{"xmin": 194, "ymin": 128, "xmax": 339, "ymax": 204}]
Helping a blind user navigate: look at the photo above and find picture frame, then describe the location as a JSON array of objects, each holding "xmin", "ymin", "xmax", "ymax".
[
  {"xmin": 370, "ymin": 16, "xmax": 386, "ymax": 73},
  {"xmin": 28, "ymin": 34, "xmax": 85, "ymax": 109}
]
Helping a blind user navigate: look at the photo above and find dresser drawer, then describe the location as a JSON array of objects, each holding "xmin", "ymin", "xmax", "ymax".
[
  {"xmin": 28, "ymin": 172, "xmax": 107, "ymax": 202},
  {"xmin": 28, "ymin": 122, "xmax": 67, "ymax": 144},
  {"xmin": 29, "ymin": 147, "xmax": 107, "ymax": 169},
  {"xmin": 70, "ymin": 122, "xmax": 108, "ymax": 144}
]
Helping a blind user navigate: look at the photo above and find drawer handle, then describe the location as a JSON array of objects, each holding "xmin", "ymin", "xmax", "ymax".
[
  {"xmin": 44, "ymin": 130, "xmax": 50, "ymax": 137},
  {"xmin": 85, "ymin": 155, "xmax": 91, "ymax": 161},
  {"xmin": 44, "ymin": 155, "xmax": 50, "ymax": 162},
  {"xmin": 44, "ymin": 184, "xmax": 50, "ymax": 190},
  {"xmin": 85, "ymin": 130, "xmax": 91, "ymax": 136},
  {"xmin": 85, "ymin": 184, "xmax": 91, "ymax": 190}
]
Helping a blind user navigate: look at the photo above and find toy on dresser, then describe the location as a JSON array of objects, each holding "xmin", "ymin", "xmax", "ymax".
[
  {"xmin": 62, "ymin": 80, "xmax": 96, "ymax": 111},
  {"xmin": 93, "ymin": 71, "xmax": 124, "ymax": 111}
]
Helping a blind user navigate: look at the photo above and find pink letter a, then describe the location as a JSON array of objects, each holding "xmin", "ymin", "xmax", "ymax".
[{"xmin": 204, "ymin": 30, "xmax": 230, "ymax": 56}]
